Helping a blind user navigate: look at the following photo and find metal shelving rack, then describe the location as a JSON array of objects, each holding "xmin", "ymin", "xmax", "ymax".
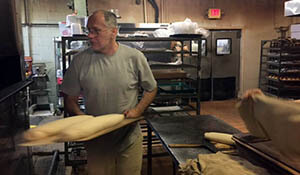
[
  {"xmin": 118, "ymin": 37, "xmax": 202, "ymax": 115},
  {"xmin": 259, "ymin": 39, "xmax": 300, "ymax": 99},
  {"xmin": 57, "ymin": 36, "xmax": 203, "ymax": 114}
]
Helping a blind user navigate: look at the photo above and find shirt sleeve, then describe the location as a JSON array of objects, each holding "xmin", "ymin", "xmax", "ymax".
[
  {"xmin": 61, "ymin": 56, "xmax": 81, "ymax": 96},
  {"xmin": 136, "ymin": 51, "xmax": 157, "ymax": 92}
]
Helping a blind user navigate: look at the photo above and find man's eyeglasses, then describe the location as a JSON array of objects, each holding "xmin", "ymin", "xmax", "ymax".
[{"xmin": 86, "ymin": 28, "xmax": 107, "ymax": 35}]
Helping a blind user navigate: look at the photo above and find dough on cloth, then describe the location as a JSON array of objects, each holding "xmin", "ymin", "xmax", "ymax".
[
  {"xmin": 57, "ymin": 114, "xmax": 124, "ymax": 141},
  {"xmin": 19, "ymin": 114, "xmax": 143, "ymax": 146},
  {"xmin": 23, "ymin": 115, "xmax": 94, "ymax": 141},
  {"xmin": 76, "ymin": 117, "xmax": 143, "ymax": 141},
  {"xmin": 236, "ymin": 94, "xmax": 300, "ymax": 162}
]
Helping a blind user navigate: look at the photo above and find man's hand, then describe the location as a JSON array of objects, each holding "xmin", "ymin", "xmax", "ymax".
[
  {"xmin": 123, "ymin": 108, "xmax": 142, "ymax": 118},
  {"xmin": 124, "ymin": 88, "xmax": 157, "ymax": 119},
  {"xmin": 64, "ymin": 93, "xmax": 85, "ymax": 116}
]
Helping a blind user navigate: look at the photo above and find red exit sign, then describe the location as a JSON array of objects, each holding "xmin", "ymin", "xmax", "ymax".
[{"xmin": 208, "ymin": 8, "xmax": 221, "ymax": 19}]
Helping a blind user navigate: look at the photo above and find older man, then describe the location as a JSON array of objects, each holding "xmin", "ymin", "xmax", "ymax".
[{"xmin": 61, "ymin": 10, "xmax": 157, "ymax": 175}]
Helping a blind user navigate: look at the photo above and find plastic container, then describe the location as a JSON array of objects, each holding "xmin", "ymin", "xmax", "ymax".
[{"xmin": 58, "ymin": 22, "xmax": 71, "ymax": 36}]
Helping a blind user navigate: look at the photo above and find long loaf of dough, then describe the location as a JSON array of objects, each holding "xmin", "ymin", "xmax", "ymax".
[
  {"xmin": 23, "ymin": 115, "xmax": 94, "ymax": 141},
  {"xmin": 57, "ymin": 114, "xmax": 125, "ymax": 142},
  {"xmin": 204, "ymin": 132, "xmax": 235, "ymax": 145}
]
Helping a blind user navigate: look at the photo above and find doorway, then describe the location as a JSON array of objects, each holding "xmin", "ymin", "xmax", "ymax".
[{"xmin": 201, "ymin": 30, "xmax": 241, "ymax": 101}]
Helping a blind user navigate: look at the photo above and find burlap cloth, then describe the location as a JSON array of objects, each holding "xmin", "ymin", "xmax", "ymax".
[
  {"xmin": 180, "ymin": 94, "xmax": 300, "ymax": 175},
  {"xmin": 179, "ymin": 152, "xmax": 269, "ymax": 175},
  {"xmin": 236, "ymin": 94, "xmax": 300, "ymax": 162}
]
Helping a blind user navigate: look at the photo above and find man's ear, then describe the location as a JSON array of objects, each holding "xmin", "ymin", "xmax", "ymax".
[{"xmin": 111, "ymin": 27, "xmax": 118, "ymax": 36}]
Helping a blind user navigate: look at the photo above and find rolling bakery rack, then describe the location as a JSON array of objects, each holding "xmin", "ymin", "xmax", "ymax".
[{"xmin": 259, "ymin": 39, "xmax": 300, "ymax": 99}]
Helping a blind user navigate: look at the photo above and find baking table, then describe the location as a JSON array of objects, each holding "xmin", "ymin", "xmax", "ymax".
[{"xmin": 145, "ymin": 114, "xmax": 241, "ymax": 175}]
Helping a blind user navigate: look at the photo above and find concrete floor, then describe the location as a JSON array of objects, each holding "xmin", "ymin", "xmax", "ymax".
[
  {"xmin": 30, "ymin": 99, "xmax": 247, "ymax": 175},
  {"xmin": 199, "ymin": 99, "xmax": 248, "ymax": 132}
]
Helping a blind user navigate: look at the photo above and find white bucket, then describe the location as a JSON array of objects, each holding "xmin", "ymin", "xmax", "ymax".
[{"xmin": 71, "ymin": 23, "xmax": 83, "ymax": 35}]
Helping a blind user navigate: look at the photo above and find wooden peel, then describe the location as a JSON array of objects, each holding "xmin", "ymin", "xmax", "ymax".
[{"xmin": 168, "ymin": 143, "xmax": 204, "ymax": 148}]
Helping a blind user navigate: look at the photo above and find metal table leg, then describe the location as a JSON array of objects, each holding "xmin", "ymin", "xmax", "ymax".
[
  {"xmin": 48, "ymin": 150, "xmax": 60, "ymax": 175},
  {"xmin": 147, "ymin": 124, "xmax": 152, "ymax": 175},
  {"xmin": 172, "ymin": 161, "xmax": 177, "ymax": 175}
]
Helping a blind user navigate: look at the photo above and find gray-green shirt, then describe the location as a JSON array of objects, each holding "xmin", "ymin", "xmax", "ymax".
[{"xmin": 61, "ymin": 43, "xmax": 157, "ymax": 149}]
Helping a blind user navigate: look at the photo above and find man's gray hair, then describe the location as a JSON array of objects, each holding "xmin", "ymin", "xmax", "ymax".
[
  {"xmin": 92, "ymin": 10, "xmax": 117, "ymax": 28},
  {"xmin": 103, "ymin": 11, "xmax": 117, "ymax": 28}
]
